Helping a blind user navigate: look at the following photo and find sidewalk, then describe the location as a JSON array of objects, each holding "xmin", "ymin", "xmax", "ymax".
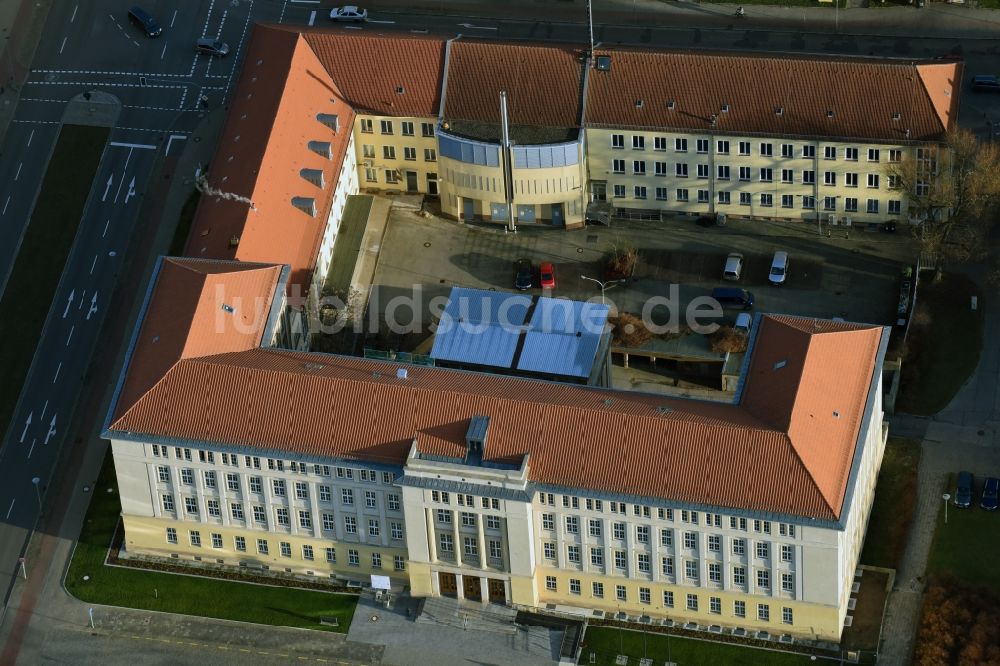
[{"xmin": 0, "ymin": 0, "xmax": 51, "ymax": 144}]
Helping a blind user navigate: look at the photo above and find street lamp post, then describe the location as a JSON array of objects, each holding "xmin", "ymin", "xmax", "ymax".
[
  {"xmin": 580, "ymin": 275, "xmax": 623, "ymax": 305},
  {"xmin": 31, "ymin": 476, "xmax": 41, "ymax": 509},
  {"xmin": 942, "ymin": 493, "xmax": 951, "ymax": 524}
]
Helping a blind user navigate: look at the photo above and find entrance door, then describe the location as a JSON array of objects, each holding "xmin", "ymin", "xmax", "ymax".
[
  {"xmin": 439, "ymin": 572, "xmax": 458, "ymax": 597},
  {"xmin": 591, "ymin": 182, "xmax": 607, "ymax": 202},
  {"xmin": 405, "ymin": 170, "xmax": 418, "ymax": 192},
  {"xmin": 463, "ymin": 575, "xmax": 482, "ymax": 601},
  {"xmin": 462, "ymin": 197, "xmax": 475, "ymax": 221},
  {"xmin": 487, "ymin": 579, "xmax": 506, "ymax": 604},
  {"xmin": 551, "ymin": 203, "xmax": 564, "ymax": 227},
  {"xmin": 427, "ymin": 173, "xmax": 438, "ymax": 196}
]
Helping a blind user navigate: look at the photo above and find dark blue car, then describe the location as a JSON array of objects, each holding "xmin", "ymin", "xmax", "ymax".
[
  {"xmin": 955, "ymin": 471, "xmax": 973, "ymax": 509},
  {"xmin": 982, "ymin": 477, "xmax": 998, "ymax": 511}
]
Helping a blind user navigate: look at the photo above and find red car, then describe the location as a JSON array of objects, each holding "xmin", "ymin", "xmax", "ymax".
[{"xmin": 539, "ymin": 262, "xmax": 556, "ymax": 289}]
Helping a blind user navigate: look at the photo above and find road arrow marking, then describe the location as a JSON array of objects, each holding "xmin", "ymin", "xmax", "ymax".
[
  {"xmin": 63, "ymin": 289, "xmax": 75, "ymax": 318},
  {"xmin": 20, "ymin": 412, "xmax": 32, "ymax": 443},
  {"xmin": 124, "ymin": 176, "xmax": 136, "ymax": 205},
  {"xmin": 44, "ymin": 415, "xmax": 57, "ymax": 445},
  {"xmin": 87, "ymin": 292, "xmax": 98, "ymax": 321},
  {"xmin": 102, "ymin": 175, "xmax": 113, "ymax": 202}
]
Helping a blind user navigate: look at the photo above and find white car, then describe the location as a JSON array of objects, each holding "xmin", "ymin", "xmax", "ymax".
[{"xmin": 329, "ymin": 6, "xmax": 367, "ymax": 21}]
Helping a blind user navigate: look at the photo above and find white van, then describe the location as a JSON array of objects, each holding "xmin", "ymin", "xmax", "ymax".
[
  {"xmin": 723, "ymin": 253, "xmax": 744, "ymax": 281},
  {"xmin": 768, "ymin": 251, "xmax": 789, "ymax": 286}
]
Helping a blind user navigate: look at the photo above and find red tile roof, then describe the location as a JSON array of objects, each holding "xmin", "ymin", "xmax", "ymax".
[
  {"xmin": 112, "ymin": 258, "xmax": 283, "ymax": 421},
  {"xmin": 586, "ymin": 48, "xmax": 960, "ymax": 141},
  {"xmin": 109, "ymin": 259, "xmax": 885, "ymax": 521},
  {"xmin": 443, "ymin": 40, "xmax": 585, "ymax": 127},
  {"xmin": 185, "ymin": 25, "xmax": 355, "ymax": 295},
  {"xmin": 302, "ymin": 29, "xmax": 447, "ymax": 117}
]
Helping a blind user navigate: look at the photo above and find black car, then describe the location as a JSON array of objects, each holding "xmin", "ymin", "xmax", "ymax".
[
  {"xmin": 982, "ymin": 477, "xmax": 999, "ymax": 511},
  {"xmin": 955, "ymin": 471, "xmax": 974, "ymax": 508},
  {"xmin": 514, "ymin": 259, "xmax": 533, "ymax": 290},
  {"xmin": 971, "ymin": 75, "xmax": 1000, "ymax": 93},
  {"xmin": 128, "ymin": 6, "xmax": 162, "ymax": 37}
]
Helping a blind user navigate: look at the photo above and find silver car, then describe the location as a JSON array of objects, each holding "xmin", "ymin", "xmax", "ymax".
[{"xmin": 329, "ymin": 6, "xmax": 367, "ymax": 21}]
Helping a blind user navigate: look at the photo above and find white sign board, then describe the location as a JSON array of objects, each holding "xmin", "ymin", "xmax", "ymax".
[{"xmin": 370, "ymin": 575, "xmax": 392, "ymax": 590}]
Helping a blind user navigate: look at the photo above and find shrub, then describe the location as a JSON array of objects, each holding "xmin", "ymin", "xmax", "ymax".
[
  {"xmin": 709, "ymin": 326, "xmax": 748, "ymax": 353},
  {"xmin": 609, "ymin": 313, "xmax": 652, "ymax": 348}
]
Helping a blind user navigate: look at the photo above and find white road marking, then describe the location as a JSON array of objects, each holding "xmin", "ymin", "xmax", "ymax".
[
  {"xmin": 78, "ymin": 290, "xmax": 85, "ymax": 309},
  {"xmin": 165, "ymin": 134, "xmax": 187, "ymax": 156},
  {"xmin": 216, "ymin": 10, "xmax": 228, "ymax": 40},
  {"xmin": 102, "ymin": 219, "xmax": 110, "ymax": 237},
  {"xmin": 170, "ymin": 9, "xmax": 178, "ymax": 27},
  {"xmin": 161, "ymin": 43, "xmax": 167, "ymax": 60},
  {"xmin": 367, "ymin": 19, "xmax": 395, "ymax": 24},
  {"xmin": 458, "ymin": 23, "xmax": 498, "ymax": 30},
  {"xmin": 5, "ymin": 499, "xmax": 14, "ymax": 520},
  {"xmin": 62, "ymin": 289, "xmax": 75, "ymax": 318},
  {"xmin": 90, "ymin": 255, "xmax": 97, "ymax": 274},
  {"xmin": 2, "ymin": 195, "xmax": 9, "ymax": 215},
  {"xmin": 344, "ymin": 25, "xmax": 362, "ymax": 30},
  {"xmin": 40, "ymin": 400, "xmax": 48, "ymax": 421},
  {"xmin": 20, "ymin": 412, "xmax": 32, "ymax": 443},
  {"xmin": 124, "ymin": 176, "xmax": 136, "ymax": 205},
  {"xmin": 28, "ymin": 440, "xmax": 36, "ymax": 459},
  {"xmin": 12, "ymin": 120, "xmax": 59, "ymax": 126},
  {"xmin": 32, "ymin": 68, "xmax": 190, "ymax": 77},
  {"xmin": 110, "ymin": 141, "xmax": 156, "ymax": 150},
  {"xmin": 201, "ymin": 0, "xmax": 216, "ymax": 38},
  {"xmin": 102, "ymin": 175, "xmax": 113, "ymax": 202},
  {"xmin": 290, "ymin": 0, "xmax": 320, "ymax": 3},
  {"xmin": 15, "ymin": 162, "xmax": 22, "ymax": 180},
  {"xmin": 53, "ymin": 362, "xmax": 62, "ymax": 383},
  {"xmin": 45, "ymin": 415, "xmax": 57, "ymax": 445},
  {"xmin": 71, "ymin": 4, "xmax": 78, "ymax": 22},
  {"xmin": 87, "ymin": 293, "xmax": 98, "ymax": 320},
  {"xmin": 308, "ymin": 10, "xmax": 316, "ymax": 26},
  {"xmin": 60, "ymin": 37, "xmax": 67, "ymax": 54},
  {"xmin": 113, "ymin": 148, "xmax": 134, "ymax": 203},
  {"xmin": 27, "ymin": 129, "xmax": 34, "ymax": 146},
  {"xmin": 66, "ymin": 325, "xmax": 74, "ymax": 346}
]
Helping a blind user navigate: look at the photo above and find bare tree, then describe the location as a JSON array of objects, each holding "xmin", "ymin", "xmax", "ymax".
[{"xmin": 887, "ymin": 127, "xmax": 1000, "ymax": 271}]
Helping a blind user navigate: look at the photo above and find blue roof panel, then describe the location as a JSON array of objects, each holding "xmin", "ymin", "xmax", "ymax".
[
  {"xmin": 430, "ymin": 287, "xmax": 531, "ymax": 367},
  {"xmin": 516, "ymin": 298, "xmax": 609, "ymax": 378}
]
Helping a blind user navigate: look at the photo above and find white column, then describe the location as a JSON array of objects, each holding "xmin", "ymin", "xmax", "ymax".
[
  {"xmin": 426, "ymin": 508, "xmax": 438, "ymax": 563},
  {"xmin": 477, "ymin": 515, "xmax": 487, "ymax": 570},
  {"xmin": 479, "ymin": 576, "xmax": 489, "ymax": 603},
  {"xmin": 452, "ymin": 510, "xmax": 461, "ymax": 566},
  {"xmin": 455, "ymin": 573, "xmax": 465, "ymax": 599}
]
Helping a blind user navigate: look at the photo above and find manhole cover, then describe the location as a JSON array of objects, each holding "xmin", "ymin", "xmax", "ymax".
[
  {"xmin": 577, "ymin": 248, "xmax": 584, "ymax": 253},
  {"xmin": 369, "ymin": 614, "xmax": 379, "ymax": 623},
  {"xmin": 979, "ymin": 429, "xmax": 985, "ymax": 436},
  {"xmin": 83, "ymin": 486, "xmax": 90, "ymax": 493},
  {"xmin": 423, "ymin": 242, "xmax": 431, "ymax": 247}
]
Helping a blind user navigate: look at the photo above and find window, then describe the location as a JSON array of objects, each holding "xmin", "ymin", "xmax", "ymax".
[
  {"xmin": 613, "ymin": 522, "xmax": 626, "ymax": 540},
  {"xmin": 590, "ymin": 547, "xmax": 604, "ymax": 567},
  {"xmin": 781, "ymin": 194, "xmax": 794, "ymax": 209},
  {"xmin": 230, "ymin": 502, "xmax": 244, "ymax": 521},
  {"xmin": 709, "ymin": 562, "xmax": 721, "ymax": 583},
  {"xmin": 379, "ymin": 119, "xmax": 393, "ymax": 135},
  {"xmin": 362, "ymin": 144, "xmax": 375, "ymax": 159},
  {"xmin": 633, "ymin": 160, "xmax": 646, "ymax": 175},
  {"xmin": 301, "ymin": 545, "xmax": 314, "ymax": 561},
  {"xmin": 757, "ymin": 570, "xmax": 771, "ymax": 590},
  {"xmin": 716, "ymin": 165, "xmax": 730, "ymax": 180},
  {"xmin": 272, "ymin": 479, "xmax": 286, "ymax": 497},
  {"xmin": 613, "ymin": 184, "xmax": 626, "ymax": 198},
  {"xmin": 276, "ymin": 541, "xmax": 290, "ymax": 558},
  {"xmin": 364, "ymin": 168, "xmax": 377, "ymax": 183},
  {"xmin": 867, "ymin": 198, "xmax": 879, "ymax": 214},
  {"xmin": 276, "ymin": 507, "xmax": 289, "ymax": 527},
  {"xmin": 845, "ymin": 197, "xmax": 858, "ymax": 213},
  {"xmin": 166, "ymin": 527, "xmax": 177, "ymax": 544},
  {"xmin": 734, "ymin": 600, "xmax": 746, "ymax": 618},
  {"xmin": 888, "ymin": 200, "xmax": 901, "ymax": 215},
  {"xmin": 299, "ymin": 510, "xmax": 313, "ymax": 530},
  {"xmin": 782, "ymin": 573, "xmax": 794, "ymax": 593},
  {"xmin": 737, "ymin": 166, "xmax": 750, "ymax": 182},
  {"xmin": 544, "ymin": 542, "xmax": 556, "ymax": 560},
  {"xmin": 758, "ymin": 604, "xmax": 770, "ymax": 622},
  {"xmin": 733, "ymin": 565, "xmax": 746, "ymax": 586},
  {"xmin": 612, "ymin": 159, "xmax": 625, "ymax": 174},
  {"xmin": 686, "ymin": 594, "xmax": 698, "ymax": 611},
  {"xmin": 675, "ymin": 163, "xmax": 689, "ymax": 178},
  {"xmin": 246, "ymin": 476, "xmax": 261, "ymax": 494},
  {"xmin": 634, "ymin": 186, "xmax": 647, "ymax": 200},
  {"xmin": 589, "ymin": 519, "xmax": 602, "ymax": 537},
  {"xmin": 802, "ymin": 145, "xmax": 815, "ymax": 158},
  {"xmin": 295, "ymin": 482, "xmax": 308, "ymax": 500},
  {"xmin": 655, "ymin": 187, "xmax": 668, "ymax": 201},
  {"xmin": 318, "ymin": 485, "xmax": 331, "ymax": 502},
  {"xmin": 662, "ymin": 556, "xmax": 674, "ymax": 577},
  {"xmin": 697, "ymin": 190, "xmax": 710, "ymax": 204},
  {"xmin": 802, "ymin": 195, "xmax": 815, "ymax": 210},
  {"xmin": 545, "ymin": 576, "xmax": 557, "ymax": 591},
  {"xmin": 824, "ymin": 146, "xmax": 837, "ymax": 160},
  {"xmin": 342, "ymin": 488, "xmax": 354, "ymax": 506},
  {"xmin": 421, "ymin": 122, "xmax": 435, "ymax": 137},
  {"xmin": 675, "ymin": 138, "xmax": 688, "ymax": 152},
  {"xmin": 889, "ymin": 149, "xmax": 902, "ymax": 163},
  {"xmin": 345, "ymin": 516, "xmax": 357, "ymax": 534},
  {"xmin": 637, "ymin": 526, "xmax": 650, "ymax": 543},
  {"xmin": 756, "ymin": 542, "xmax": 769, "ymax": 559},
  {"xmin": 739, "ymin": 192, "xmax": 751, "ymax": 206},
  {"xmin": 654, "ymin": 161, "xmax": 668, "ymax": 177},
  {"xmin": 709, "ymin": 596, "xmax": 721, "ymax": 614},
  {"xmin": 637, "ymin": 553, "xmax": 650, "ymax": 573},
  {"xmin": 253, "ymin": 505, "xmax": 266, "ymax": 524},
  {"xmin": 400, "ymin": 121, "xmax": 414, "ymax": 136},
  {"xmin": 696, "ymin": 139, "xmax": 709, "ymax": 154},
  {"xmin": 565, "ymin": 516, "xmax": 579, "ymax": 534},
  {"xmin": 802, "ymin": 170, "xmax": 815, "ymax": 184},
  {"xmin": 463, "ymin": 537, "xmax": 478, "ymax": 556},
  {"xmin": 541, "ymin": 513, "xmax": 554, "ymax": 530},
  {"xmin": 424, "ymin": 148, "xmax": 436, "ymax": 162},
  {"xmin": 683, "ymin": 531, "xmax": 697, "ymax": 549},
  {"xmin": 570, "ymin": 579, "xmax": 581, "ymax": 595},
  {"xmin": 366, "ymin": 491, "xmax": 377, "ymax": 509},
  {"xmin": 717, "ymin": 191, "xmax": 731, "ymax": 205},
  {"xmin": 157, "ymin": 466, "xmax": 170, "ymax": 483},
  {"xmin": 781, "ymin": 544, "xmax": 794, "ymax": 562},
  {"xmin": 612, "ymin": 134, "xmax": 624, "ymax": 149},
  {"xmin": 868, "ymin": 148, "xmax": 880, "ymax": 162},
  {"xmin": 181, "ymin": 468, "xmax": 194, "ymax": 485},
  {"xmin": 708, "ymin": 535, "xmax": 720, "ymax": 552},
  {"xmin": 404, "ymin": 147, "xmax": 417, "ymax": 161},
  {"xmin": 639, "ymin": 587, "xmax": 651, "ymax": 604},
  {"xmin": 759, "ymin": 143, "xmax": 773, "ymax": 157},
  {"xmin": 825, "ymin": 196, "xmax": 837, "ymax": 211},
  {"xmin": 371, "ymin": 552, "xmax": 382, "ymax": 569},
  {"xmin": 349, "ymin": 550, "xmax": 360, "ymax": 566},
  {"xmin": 234, "ymin": 536, "xmax": 246, "ymax": 552},
  {"xmin": 781, "ymin": 169, "xmax": 793, "ymax": 184},
  {"xmin": 782, "ymin": 607, "xmax": 794, "ymax": 624},
  {"xmin": 654, "ymin": 136, "xmax": 667, "ymax": 151},
  {"xmin": 824, "ymin": 171, "xmax": 837, "ymax": 186},
  {"xmin": 382, "ymin": 146, "xmax": 396, "ymax": 160},
  {"xmin": 360, "ymin": 118, "xmax": 373, "ymax": 133},
  {"xmin": 256, "ymin": 538, "xmax": 269, "ymax": 555},
  {"xmin": 391, "ymin": 521, "xmax": 404, "ymax": 540},
  {"xmin": 733, "ymin": 538, "xmax": 746, "ymax": 556},
  {"xmin": 868, "ymin": 174, "xmax": 880, "ymax": 189},
  {"xmin": 439, "ymin": 534, "xmax": 454, "ymax": 553},
  {"xmin": 615, "ymin": 551, "xmax": 627, "ymax": 570},
  {"xmin": 663, "ymin": 591, "xmax": 674, "ymax": 608},
  {"xmin": 846, "ymin": 147, "xmax": 858, "ymax": 161},
  {"xmin": 393, "ymin": 555, "xmax": 406, "ymax": 572},
  {"xmin": 322, "ymin": 513, "xmax": 336, "ymax": 531},
  {"xmin": 593, "ymin": 582, "xmax": 604, "ymax": 598},
  {"xmin": 916, "ymin": 181, "xmax": 929, "ymax": 196},
  {"xmin": 717, "ymin": 140, "xmax": 730, "ymax": 155},
  {"xmin": 676, "ymin": 188, "xmax": 688, "ymax": 202},
  {"xmin": 685, "ymin": 560, "xmax": 698, "ymax": 581},
  {"xmin": 567, "ymin": 545, "xmax": 581, "ymax": 564},
  {"xmin": 387, "ymin": 494, "xmax": 400, "ymax": 511},
  {"xmin": 697, "ymin": 164, "xmax": 709, "ymax": 179},
  {"xmin": 209, "ymin": 532, "xmax": 222, "ymax": 549},
  {"xmin": 616, "ymin": 585, "xmax": 627, "ymax": 602},
  {"xmin": 760, "ymin": 193, "xmax": 773, "ymax": 208},
  {"xmin": 632, "ymin": 135, "xmax": 645, "ymax": 150},
  {"xmin": 207, "ymin": 499, "xmax": 220, "ymax": 518}
]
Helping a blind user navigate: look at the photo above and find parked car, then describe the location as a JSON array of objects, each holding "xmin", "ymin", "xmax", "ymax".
[
  {"xmin": 768, "ymin": 251, "xmax": 789, "ymax": 286},
  {"xmin": 514, "ymin": 258, "xmax": 533, "ymax": 290},
  {"xmin": 195, "ymin": 38, "xmax": 230, "ymax": 56},
  {"xmin": 712, "ymin": 287, "xmax": 755, "ymax": 309},
  {"xmin": 128, "ymin": 6, "xmax": 162, "ymax": 37},
  {"xmin": 329, "ymin": 6, "xmax": 368, "ymax": 21},
  {"xmin": 734, "ymin": 312, "xmax": 752, "ymax": 335},
  {"xmin": 539, "ymin": 262, "xmax": 556, "ymax": 290},
  {"xmin": 723, "ymin": 253, "xmax": 744, "ymax": 281},
  {"xmin": 971, "ymin": 75, "xmax": 1000, "ymax": 93},
  {"xmin": 955, "ymin": 471, "xmax": 974, "ymax": 508},
  {"xmin": 982, "ymin": 477, "xmax": 999, "ymax": 511}
]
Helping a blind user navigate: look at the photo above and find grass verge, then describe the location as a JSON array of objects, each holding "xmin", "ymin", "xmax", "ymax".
[
  {"xmin": 897, "ymin": 272, "xmax": 983, "ymax": 416},
  {"xmin": 860, "ymin": 437, "xmax": 921, "ymax": 570},
  {"xmin": 579, "ymin": 626, "xmax": 816, "ymax": 665},
  {"xmin": 926, "ymin": 473, "xmax": 1000, "ymax": 594},
  {"xmin": 66, "ymin": 450, "xmax": 358, "ymax": 631},
  {"xmin": 169, "ymin": 189, "xmax": 201, "ymax": 256},
  {"xmin": 0, "ymin": 124, "xmax": 109, "ymax": 442}
]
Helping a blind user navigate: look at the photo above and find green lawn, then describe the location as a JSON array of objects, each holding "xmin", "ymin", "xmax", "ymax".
[
  {"xmin": 67, "ymin": 450, "xmax": 359, "ymax": 631},
  {"xmin": 860, "ymin": 438, "xmax": 921, "ymax": 570},
  {"xmin": 0, "ymin": 124, "xmax": 109, "ymax": 442},
  {"xmin": 579, "ymin": 627, "xmax": 817, "ymax": 666},
  {"xmin": 897, "ymin": 272, "xmax": 983, "ymax": 416},
  {"xmin": 926, "ymin": 474, "xmax": 1000, "ymax": 594},
  {"xmin": 169, "ymin": 189, "xmax": 201, "ymax": 256}
]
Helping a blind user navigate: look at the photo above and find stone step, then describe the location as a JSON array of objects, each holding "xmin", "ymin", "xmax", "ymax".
[{"xmin": 416, "ymin": 596, "xmax": 517, "ymax": 635}]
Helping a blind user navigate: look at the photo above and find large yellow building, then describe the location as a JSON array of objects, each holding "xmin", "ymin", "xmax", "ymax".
[{"xmin": 106, "ymin": 256, "xmax": 889, "ymax": 643}]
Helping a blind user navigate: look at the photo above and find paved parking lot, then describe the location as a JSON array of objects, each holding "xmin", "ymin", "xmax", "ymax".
[{"xmin": 370, "ymin": 204, "xmax": 916, "ymax": 341}]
